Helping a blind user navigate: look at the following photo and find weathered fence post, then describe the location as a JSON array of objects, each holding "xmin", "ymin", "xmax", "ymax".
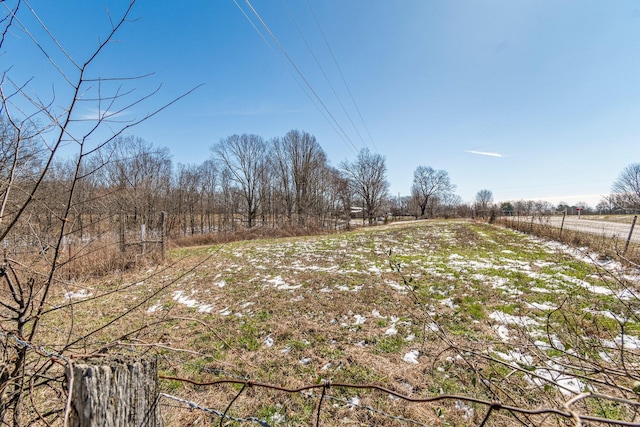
[
  {"xmin": 141, "ymin": 223, "xmax": 147, "ymax": 255},
  {"xmin": 160, "ymin": 211, "xmax": 166, "ymax": 261},
  {"xmin": 119, "ymin": 211, "xmax": 126, "ymax": 254},
  {"xmin": 559, "ymin": 212, "xmax": 566, "ymax": 238},
  {"xmin": 68, "ymin": 357, "xmax": 163, "ymax": 427},
  {"xmin": 624, "ymin": 215, "xmax": 637, "ymax": 255}
]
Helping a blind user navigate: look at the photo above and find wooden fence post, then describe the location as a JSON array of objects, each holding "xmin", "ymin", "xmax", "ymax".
[
  {"xmin": 160, "ymin": 211, "xmax": 166, "ymax": 261},
  {"xmin": 119, "ymin": 211, "xmax": 126, "ymax": 254},
  {"xmin": 624, "ymin": 215, "xmax": 637, "ymax": 255},
  {"xmin": 68, "ymin": 357, "xmax": 163, "ymax": 427},
  {"xmin": 559, "ymin": 212, "xmax": 566, "ymax": 238}
]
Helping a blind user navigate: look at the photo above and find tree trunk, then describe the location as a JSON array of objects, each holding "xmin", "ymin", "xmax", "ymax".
[{"xmin": 68, "ymin": 357, "xmax": 163, "ymax": 427}]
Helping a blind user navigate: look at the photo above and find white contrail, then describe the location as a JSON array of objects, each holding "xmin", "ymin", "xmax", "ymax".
[{"xmin": 466, "ymin": 150, "xmax": 504, "ymax": 158}]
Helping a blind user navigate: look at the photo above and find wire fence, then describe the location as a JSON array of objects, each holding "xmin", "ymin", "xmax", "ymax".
[
  {"xmin": 157, "ymin": 374, "xmax": 640, "ymax": 427},
  {"xmin": 496, "ymin": 214, "xmax": 639, "ymax": 262},
  {"xmin": 4, "ymin": 310, "xmax": 640, "ymax": 426}
]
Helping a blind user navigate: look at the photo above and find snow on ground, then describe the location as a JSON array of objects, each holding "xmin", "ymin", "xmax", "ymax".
[
  {"xmin": 403, "ymin": 350, "xmax": 420, "ymax": 364},
  {"xmin": 64, "ymin": 289, "xmax": 92, "ymax": 300},
  {"xmin": 144, "ymin": 221, "xmax": 640, "ymax": 399}
]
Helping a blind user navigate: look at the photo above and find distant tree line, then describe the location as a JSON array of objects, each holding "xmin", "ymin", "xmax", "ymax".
[
  {"xmin": 7, "ymin": 110, "xmax": 634, "ymax": 243},
  {"xmin": 0, "ymin": 119, "xmax": 479, "ymax": 240}
]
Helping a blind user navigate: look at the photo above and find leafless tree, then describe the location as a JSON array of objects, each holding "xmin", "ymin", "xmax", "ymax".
[
  {"xmin": 410, "ymin": 166, "xmax": 455, "ymax": 218},
  {"xmin": 612, "ymin": 163, "xmax": 640, "ymax": 211},
  {"xmin": 474, "ymin": 189, "xmax": 493, "ymax": 219},
  {"xmin": 271, "ymin": 130, "xmax": 328, "ymax": 226},
  {"xmin": 102, "ymin": 136, "xmax": 172, "ymax": 227},
  {"xmin": 340, "ymin": 148, "xmax": 389, "ymax": 225},
  {"xmin": 212, "ymin": 134, "xmax": 267, "ymax": 228},
  {"xmin": 0, "ymin": 2, "xmax": 197, "ymax": 423}
]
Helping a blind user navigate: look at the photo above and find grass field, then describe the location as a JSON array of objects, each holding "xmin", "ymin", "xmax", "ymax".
[{"xmin": 50, "ymin": 220, "xmax": 640, "ymax": 426}]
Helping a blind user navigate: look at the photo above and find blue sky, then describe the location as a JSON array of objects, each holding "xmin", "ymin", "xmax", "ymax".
[{"xmin": 3, "ymin": 1, "xmax": 640, "ymax": 207}]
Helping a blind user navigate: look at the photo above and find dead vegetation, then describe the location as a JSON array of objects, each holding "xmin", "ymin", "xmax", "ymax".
[{"xmin": 26, "ymin": 220, "xmax": 636, "ymax": 426}]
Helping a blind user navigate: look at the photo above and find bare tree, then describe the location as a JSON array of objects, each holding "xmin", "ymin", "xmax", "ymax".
[
  {"xmin": 340, "ymin": 148, "xmax": 389, "ymax": 225},
  {"xmin": 612, "ymin": 163, "xmax": 640, "ymax": 211},
  {"xmin": 0, "ymin": 2, "xmax": 197, "ymax": 423},
  {"xmin": 212, "ymin": 134, "xmax": 267, "ymax": 228},
  {"xmin": 474, "ymin": 189, "xmax": 493, "ymax": 219},
  {"xmin": 410, "ymin": 166, "xmax": 455, "ymax": 218},
  {"xmin": 102, "ymin": 136, "xmax": 172, "ymax": 228},
  {"xmin": 271, "ymin": 130, "xmax": 328, "ymax": 226}
]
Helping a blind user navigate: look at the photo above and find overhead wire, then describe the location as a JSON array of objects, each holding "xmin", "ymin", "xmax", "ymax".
[
  {"xmin": 233, "ymin": 0, "xmax": 360, "ymax": 156},
  {"xmin": 280, "ymin": 0, "xmax": 369, "ymax": 151},
  {"xmin": 305, "ymin": 0, "xmax": 378, "ymax": 151},
  {"xmin": 229, "ymin": 0, "xmax": 337, "ymax": 135}
]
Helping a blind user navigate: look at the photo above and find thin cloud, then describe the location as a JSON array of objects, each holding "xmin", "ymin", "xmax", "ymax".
[
  {"xmin": 79, "ymin": 108, "xmax": 129, "ymax": 121},
  {"xmin": 466, "ymin": 150, "xmax": 504, "ymax": 158}
]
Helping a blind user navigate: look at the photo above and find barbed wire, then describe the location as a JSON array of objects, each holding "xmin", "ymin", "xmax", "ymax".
[
  {"xmin": 4, "ymin": 305, "xmax": 640, "ymax": 426},
  {"xmin": 159, "ymin": 393, "xmax": 271, "ymax": 426},
  {"xmin": 160, "ymin": 362, "xmax": 430, "ymax": 426},
  {"xmin": 158, "ymin": 374, "xmax": 640, "ymax": 426},
  {"xmin": 0, "ymin": 330, "xmax": 69, "ymax": 363},
  {"xmin": 299, "ymin": 389, "xmax": 431, "ymax": 427}
]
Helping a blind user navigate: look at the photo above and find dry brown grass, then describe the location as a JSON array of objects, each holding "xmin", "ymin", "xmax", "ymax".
[{"xmin": 17, "ymin": 220, "xmax": 640, "ymax": 426}]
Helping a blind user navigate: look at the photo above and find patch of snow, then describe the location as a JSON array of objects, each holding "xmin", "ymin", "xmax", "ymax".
[
  {"xmin": 213, "ymin": 280, "xmax": 226, "ymax": 288},
  {"xmin": 493, "ymin": 349, "xmax": 533, "ymax": 365},
  {"xmin": 386, "ymin": 280, "xmax": 409, "ymax": 292},
  {"xmin": 278, "ymin": 283, "xmax": 302, "ymax": 290},
  {"xmin": 525, "ymin": 362, "xmax": 589, "ymax": 396},
  {"xmin": 269, "ymin": 413, "xmax": 285, "ymax": 424},
  {"xmin": 353, "ymin": 315, "xmax": 366, "ymax": 325},
  {"xmin": 455, "ymin": 400, "xmax": 474, "ymax": 419},
  {"xmin": 372, "ymin": 309, "xmax": 385, "ymax": 318},
  {"xmin": 603, "ymin": 334, "xmax": 640, "ymax": 350},
  {"xmin": 557, "ymin": 273, "xmax": 613, "ymax": 295},
  {"xmin": 347, "ymin": 396, "xmax": 360, "ymax": 407},
  {"xmin": 440, "ymin": 297, "xmax": 456, "ymax": 309},
  {"xmin": 530, "ymin": 287, "xmax": 552, "ymax": 293},
  {"xmin": 489, "ymin": 311, "xmax": 539, "ymax": 327},
  {"xmin": 493, "ymin": 325, "xmax": 510, "ymax": 341},
  {"xmin": 526, "ymin": 302, "xmax": 557, "ymax": 311},
  {"xmin": 403, "ymin": 349, "xmax": 420, "ymax": 364},
  {"xmin": 405, "ymin": 334, "xmax": 415, "ymax": 342},
  {"xmin": 300, "ymin": 358, "xmax": 312, "ymax": 365},
  {"xmin": 425, "ymin": 322, "xmax": 440, "ymax": 332},
  {"xmin": 219, "ymin": 308, "xmax": 232, "ymax": 316},
  {"xmin": 65, "ymin": 289, "xmax": 92, "ymax": 300},
  {"xmin": 198, "ymin": 304, "xmax": 213, "ymax": 313},
  {"xmin": 264, "ymin": 335, "xmax": 274, "ymax": 348},
  {"xmin": 617, "ymin": 288, "xmax": 640, "ymax": 301},
  {"xmin": 385, "ymin": 326, "xmax": 398, "ymax": 336},
  {"xmin": 147, "ymin": 303, "xmax": 162, "ymax": 314},
  {"xmin": 585, "ymin": 309, "xmax": 626, "ymax": 323}
]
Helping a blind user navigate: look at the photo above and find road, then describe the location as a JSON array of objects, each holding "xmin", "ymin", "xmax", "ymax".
[{"xmin": 529, "ymin": 216, "xmax": 639, "ymax": 243}]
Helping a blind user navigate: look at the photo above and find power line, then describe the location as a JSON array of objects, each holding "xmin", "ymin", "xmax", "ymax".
[
  {"xmin": 229, "ymin": 0, "xmax": 342, "ymax": 145},
  {"xmin": 280, "ymin": 0, "xmax": 369, "ymax": 151},
  {"xmin": 305, "ymin": 0, "xmax": 378, "ymax": 151},
  {"xmin": 232, "ymin": 0, "xmax": 360, "ymax": 156}
]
